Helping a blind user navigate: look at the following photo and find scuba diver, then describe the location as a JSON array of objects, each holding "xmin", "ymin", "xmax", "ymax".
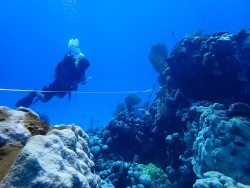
[{"xmin": 15, "ymin": 51, "xmax": 90, "ymax": 108}]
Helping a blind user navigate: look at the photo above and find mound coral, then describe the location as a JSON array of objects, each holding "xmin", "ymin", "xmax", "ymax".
[{"xmin": 124, "ymin": 93, "xmax": 142, "ymax": 112}]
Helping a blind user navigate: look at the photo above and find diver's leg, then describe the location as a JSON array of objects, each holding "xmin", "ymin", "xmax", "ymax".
[
  {"xmin": 36, "ymin": 79, "xmax": 64, "ymax": 103},
  {"xmin": 36, "ymin": 85, "xmax": 56, "ymax": 103},
  {"xmin": 15, "ymin": 92, "xmax": 37, "ymax": 108}
]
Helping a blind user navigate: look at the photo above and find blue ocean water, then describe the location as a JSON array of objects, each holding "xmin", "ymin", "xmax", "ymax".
[{"xmin": 0, "ymin": 0, "xmax": 249, "ymax": 129}]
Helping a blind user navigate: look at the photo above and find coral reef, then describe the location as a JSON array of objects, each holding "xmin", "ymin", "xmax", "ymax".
[
  {"xmin": 182, "ymin": 103, "xmax": 250, "ymax": 184},
  {"xmin": 0, "ymin": 107, "xmax": 104, "ymax": 188},
  {"xmin": 124, "ymin": 94, "xmax": 142, "ymax": 112},
  {"xmin": 0, "ymin": 106, "xmax": 51, "ymax": 146},
  {"xmin": 2, "ymin": 29, "xmax": 250, "ymax": 187},
  {"xmin": 1, "ymin": 125, "xmax": 101, "ymax": 188},
  {"xmin": 112, "ymin": 103, "xmax": 126, "ymax": 116},
  {"xmin": 87, "ymin": 29, "xmax": 250, "ymax": 187},
  {"xmin": 148, "ymin": 43, "xmax": 169, "ymax": 86},
  {"xmin": 89, "ymin": 110, "xmax": 167, "ymax": 167},
  {"xmin": 0, "ymin": 106, "xmax": 51, "ymax": 182},
  {"xmin": 148, "ymin": 43, "xmax": 168, "ymax": 73},
  {"xmin": 193, "ymin": 171, "xmax": 250, "ymax": 188},
  {"xmin": 165, "ymin": 29, "xmax": 250, "ymax": 104},
  {"xmin": 94, "ymin": 159, "xmax": 171, "ymax": 188}
]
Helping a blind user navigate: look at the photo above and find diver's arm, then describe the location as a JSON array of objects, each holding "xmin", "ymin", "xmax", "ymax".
[{"xmin": 81, "ymin": 76, "xmax": 92, "ymax": 85}]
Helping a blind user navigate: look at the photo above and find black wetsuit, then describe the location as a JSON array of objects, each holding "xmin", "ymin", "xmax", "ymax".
[
  {"xmin": 41, "ymin": 53, "xmax": 86, "ymax": 101},
  {"xmin": 15, "ymin": 53, "xmax": 90, "ymax": 108}
]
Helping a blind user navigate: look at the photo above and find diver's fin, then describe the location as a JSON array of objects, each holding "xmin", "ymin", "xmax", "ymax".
[{"xmin": 15, "ymin": 92, "xmax": 37, "ymax": 108}]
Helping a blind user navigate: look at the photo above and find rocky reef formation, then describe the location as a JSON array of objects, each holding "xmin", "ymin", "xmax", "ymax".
[
  {"xmin": 182, "ymin": 102, "xmax": 250, "ymax": 185},
  {"xmin": 0, "ymin": 106, "xmax": 104, "ymax": 188},
  {"xmin": 87, "ymin": 29, "xmax": 250, "ymax": 187},
  {"xmin": 193, "ymin": 171, "xmax": 249, "ymax": 188},
  {"xmin": 0, "ymin": 106, "xmax": 51, "ymax": 182},
  {"xmin": 94, "ymin": 159, "xmax": 171, "ymax": 188},
  {"xmin": 1, "ymin": 29, "xmax": 250, "ymax": 188},
  {"xmin": 165, "ymin": 29, "xmax": 250, "ymax": 104}
]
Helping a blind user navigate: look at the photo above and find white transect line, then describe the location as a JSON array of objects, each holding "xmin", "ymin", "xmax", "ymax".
[{"xmin": 0, "ymin": 88, "xmax": 155, "ymax": 94}]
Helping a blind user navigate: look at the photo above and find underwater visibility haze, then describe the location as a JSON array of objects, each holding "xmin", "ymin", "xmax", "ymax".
[
  {"xmin": 0, "ymin": 0, "xmax": 250, "ymax": 187},
  {"xmin": 0, "ymin": 0, "xmax": 249, "ymax": 127}
]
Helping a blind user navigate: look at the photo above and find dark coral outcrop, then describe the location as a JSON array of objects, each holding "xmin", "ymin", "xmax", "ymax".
[
  {"xmin": 89, "ymin": 29, "xmax": 250, "ymax": 188},
  {"xmin": 166, "ymin": 29, "xmax": 250, "ymax": 104}
]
